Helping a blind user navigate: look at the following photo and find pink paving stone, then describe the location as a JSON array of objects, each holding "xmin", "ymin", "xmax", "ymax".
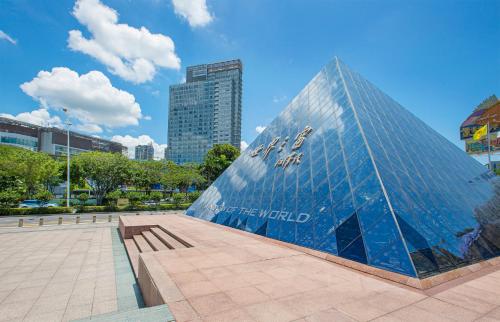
[
  {"xmin": 120, "ymin": 214, "xmax": 500, "ymax": 322},
  {"xmin": 203, "ymin": 308, "xmax": 256, "ymax": 322},
  {"xmin": 244, "ymin": 300, "xmax": 302, "ymax": 322},
  {"xmin": 171, "ymin": 270, "xmax": 208, "ymax": 285},
  {"xmin": 413, "ymin": 298, "xmax": 482, "ymax": 321},
  {"xmin": 178, "ymin": 280, "xmax": 221, "ymax": 298},
  {"xmin": 210, "ymin": 274, "xmax": 253, "ymax": 291},
  {"xmin": 225, "ymin": 286, "xmax": 270, "ymax": 306},
  {"xmin": 188, "ymin": 292, "xmax": 238, "ymax": 317},
  {"xmin": 167, "ymin": 300, "xmax": 200, "ymax": 322},
  {"xmin": 304, "ymin": 308, "xmax": 357, "ymax": 322}
]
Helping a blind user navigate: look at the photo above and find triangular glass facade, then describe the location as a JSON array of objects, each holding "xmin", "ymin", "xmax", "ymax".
[{"xmin": 187, "ymin": 57, "xmax": 500, "ymax": 278}]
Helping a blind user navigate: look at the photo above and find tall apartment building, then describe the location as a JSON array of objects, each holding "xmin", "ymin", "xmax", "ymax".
[
  {"xmin": 135, "ymin": 143, "xmax": 154, "ymax": 161},
  {"xmin": 167, "ymin": 59, "xmax": 242, "ymax": 164},
  {"xmin": 0, "ymin": 117, "xmax": 126, "ymax": 156}
]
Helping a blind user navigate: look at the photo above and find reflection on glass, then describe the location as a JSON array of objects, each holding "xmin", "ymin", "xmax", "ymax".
[{"xmin": 187, "ymin": 57, "xmax": 500, "ymax": 278}]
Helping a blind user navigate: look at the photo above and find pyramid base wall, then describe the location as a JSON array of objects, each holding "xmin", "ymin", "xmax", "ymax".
[
  {"xmin": 120, "ymin": 212, "xmax": 500, "ymax": 290},
  {"xmin": 185, "ymin": 216, "xmax": 500, "ymax": 290}
]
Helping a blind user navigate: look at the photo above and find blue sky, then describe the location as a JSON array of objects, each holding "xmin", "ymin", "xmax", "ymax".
[{"xmin": 1, "ymin": 0, "xmax": 499, "ymax": 160}]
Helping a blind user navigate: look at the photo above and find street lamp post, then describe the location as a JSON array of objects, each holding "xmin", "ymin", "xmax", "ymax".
[{"xmin": 63, "ymin": 109, "xmax": 72, "ymax": 208}]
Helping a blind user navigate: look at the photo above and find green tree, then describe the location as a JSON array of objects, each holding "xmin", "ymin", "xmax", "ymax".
[
  {"xmin": 77, "ymin": 193, "xmax": 89, "ymax": 205},
  {"xmin": 149, "ymin": 191, "xmax": 163, "ymax": 204},
  {"xmin": 105, "ymin": 190, "xmax": 122, "ymax": 208},
  {"xmin": 201, "ymin": 144, "xmax": 240, "ymax": 184},
  {"xmin": 162, "ymin": 163, "xmax": 205, "ymax": 195},
  {"xmin": 72, "ymin": 151, "xmax": 130, "ymax": 205},
  {"xmin": 0, "ymin": 189, "xmax": 22, "ymax": 208},
  {"xmin": 129, "ymin": 160, "xmax": 166, "ymax": 194},
  {"xmin": 34, "ymin": 189, "xmax": 54, "ymax": 203},
  {"xmin": 0, "ymin": 145, "xmax": 60, "ymax": 199},
  {"xmin": 187, "ymin": 191, "xmax": 201, "ymax": 203},
  {"xmin": 126, "ymin": 191, "xmax": 144, "ymax": 207},
  {"xmin": 172, "ymin": 192, "xmax": 185, "ymax": 206}
]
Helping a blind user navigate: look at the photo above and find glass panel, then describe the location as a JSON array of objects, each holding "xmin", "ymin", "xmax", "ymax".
[{"xmin": 188, "ymin": 57, "xmax": 500, "ymax": 279}]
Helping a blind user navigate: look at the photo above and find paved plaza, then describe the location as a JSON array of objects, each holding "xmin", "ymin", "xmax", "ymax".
[
  {"xmin": 122, "ymin": 214, "xmax": 500, "ymax": 322},
  {"xmin": 0, "ymin": 212, "xmax": 498, "ymax": 321},
  {"xmin": 0, "ymin": 222, "xmax": 147, "ymax": 321}
]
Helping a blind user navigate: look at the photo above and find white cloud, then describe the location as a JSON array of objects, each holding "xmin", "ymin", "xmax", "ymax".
[
  {"xmin": 172, "ymin": 0, "xmax": 213, "ymax": 27},
  {"xmin": 111, "ymin": 134, "xmax": 167, "ymax": 160},
  {"xmin": 20, "ymin": 67, "xmax": 143, "ymax": 131},
  {"xmin": 74, "ymin": 123, "xmax": 103, "ymax": 133},
  {"xmin": 255, "ymin": 126, "xmax": 266, "ymax": 134},
  {"xmin": 68, "ymin": 0, "xmax": 181, "ymax": 83},
  {"xmin": 0, "ymin": 108, "xmax": 62, "ymax": 128},
  {"xmin": 272, "ymin": 95, "xmax": 287, "ymax": 103},
  {"xmin": 0, "ymin": 30, "xmax": 16, "ymax": 45},
  {"xmin": 240, "ymin": 141, "xmax": 248, "ymax": 151},
  {"xmin": 143, "ymin": 115, "xmax": 152, "ymax": 121}
]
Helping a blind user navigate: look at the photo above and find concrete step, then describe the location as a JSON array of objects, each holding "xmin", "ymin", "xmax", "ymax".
[
  {"xmin": 142, "ymin": 230, "xmax": 169, "ymax": 251},
  {"xmin": 133, "ymin": 234, "xmax": 154, "ymax": 253},
  {"xmin": 74, "ymin": 304, "xmax": 175, "ymax": 322},
  {"xmin": 123, "ymin": 238, "xmax": 140, "ymax": 277},
  {"xmin": 151, "ymin": 227, "xmax": 185, "ymax": 249},
  {"xmin": 157, "ymin": 226, "xmax": 195, "ymax": 248}
]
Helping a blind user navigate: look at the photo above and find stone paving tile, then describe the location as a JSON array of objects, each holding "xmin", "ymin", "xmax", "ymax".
[
  {"xmin": 24, "ymin": 309, "xmax": 66, "ymax": 322},
  {"xmin": 91, "ymin": 298, "xmax": 118, "ymax": 316},
  {"xmin": 225, "ymin": 286, "xmax": 270, "ymax": 306},
  {"xmin": 0, "ymin": 226, "xmax": 129, "ymax": 322},
  {"xmin": 167, "ymin": 300, "xmax": 200, "ymax": 321},
  {"xmin": 204, "ymin": 308, "xmax": 256, "ymax": 322},
  {"xmin": 188, "ymin": 292, "xmax": 238, "ymax": 317},
  {"xmin": 303, "ymin": 308, "xmax": 357, "ymax": 322},
  {"xmin": 125, "ymin": 214, "xmax": 500, "ymax": 322},
  {"xmin": 0, "ymin": 299, "xmax": 35, "ymax": 321},
  {"xmin": 244, "ymin": 300, "xmax": 301, "ymax": 322},
  {"xmin": 413, "ymin": 298, "xmax": 482, "ymax": 321}
]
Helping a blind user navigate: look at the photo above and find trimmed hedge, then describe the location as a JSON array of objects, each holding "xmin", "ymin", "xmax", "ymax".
[
  {"xmin": 75, "ymin": 203, "xmax": 191, "ymax": 213},
  {"xmin": 76, "ymin": 206, "xmax": 109, "ymax": 213},
  {"xmin": 0, "ymin": 207, "xmax": 73, "ymax": 216},
  {"xmin": 0, "ymin": 203, "xmax": 192, "ymax": 216}
]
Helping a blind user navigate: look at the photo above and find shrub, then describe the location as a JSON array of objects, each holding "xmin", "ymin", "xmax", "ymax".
[
  {"xmin": 77, "ymin": 193, "xmax": 89, "ymax": 211},
  {"xmin": 34, "ymin": 189, "xmax": 54, "ymax": 203},
  {"xmin": 105, "ymin": 190, "xmax": 122, "ymax": 207},
  {"xmin": 0, "ymin": 189, "xmax": 23, "ymax": 208},
  {"xmin": 76, "ymin": 206, "xmax": 107, "ymax": 213},
  {"xmin": 158, "ymin": 203, "xmax": 191, "ymax": 210},
  {"xmin": 126, "ymin": 191, "xmax": 144, "ymax": 207},
  {"xmin": 0, "ymin": 207, "xmax": 73, "ymax": 216},
  {"xmin": 172, "ymin": 193, "xmax": 185, "ymax": 206},
  {"xmin": 149, "ymin": 191, "xmax": 163, "ymax": 203},
  {"xmin": 187, "ymin": 191, "xmax": 201, "ymax": 203}
]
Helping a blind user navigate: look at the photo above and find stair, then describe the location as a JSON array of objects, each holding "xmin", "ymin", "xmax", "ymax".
[
  {"xmin": 124, "ymin": 239, "xmax": 140, "ymax": 277},
  {"xmin": 125, "ymin": 225, "xmax": 196, "ymax": 280},
  {"xmin": 150, "ymin": 227, "xmax": 186, "ymax": 249},
  {"xmin": 133, "ymin": 235, "xmax": 154, "ymax": 253},
  {"xmin": 142, "ymin": 231, "xmax": 169, "ymax": 251},
  {"xmin": 158, "ymin": 226, "xmax": 195, "ymax": 248}
]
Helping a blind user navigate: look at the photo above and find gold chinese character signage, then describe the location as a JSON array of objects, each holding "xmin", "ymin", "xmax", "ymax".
[{"xmin": 250, "ymin": 126, "xmax": 313, "ymax": 169}]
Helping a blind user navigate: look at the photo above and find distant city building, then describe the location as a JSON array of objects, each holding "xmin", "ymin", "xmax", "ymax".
[
  {"xmin": 0, "ymin": 117, "xmax": 126, "ymax": 156},
  {"xmin": 460, "ymin": 95, "xmax": 499, "ymax": 155},
  {"xmin": 167, "ymin": 59, "xmax": 243, "ymax": 164},
  {"xmin": 135, "ymin": 143, "xmax": 154, "ymax": 161}
]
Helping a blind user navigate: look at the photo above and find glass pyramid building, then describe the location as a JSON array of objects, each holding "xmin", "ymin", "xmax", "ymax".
[{"xmin": 187, "ymin": 57, "xmax": 500, "ymax": 278}]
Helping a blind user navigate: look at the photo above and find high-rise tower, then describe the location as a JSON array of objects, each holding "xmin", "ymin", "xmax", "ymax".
[{"xmin": 167, "ymin": 60, "xmax": 242, "ymax": 164}]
